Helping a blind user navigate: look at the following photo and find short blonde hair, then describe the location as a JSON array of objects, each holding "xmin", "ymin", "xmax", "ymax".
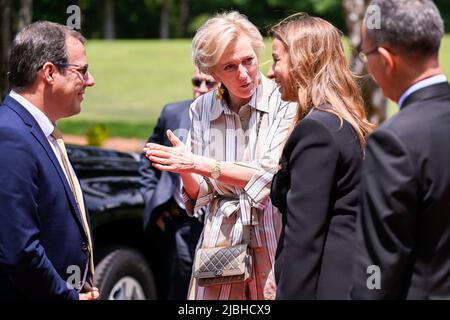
[{"xmin": 192, "ymin": 11, "xmax": 264, "ymax": 74}]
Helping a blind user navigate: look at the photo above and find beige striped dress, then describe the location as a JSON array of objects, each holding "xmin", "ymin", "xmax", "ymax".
[{"xmin": 183, "ymin": 73, "xmax": 296, "ymax": 300}]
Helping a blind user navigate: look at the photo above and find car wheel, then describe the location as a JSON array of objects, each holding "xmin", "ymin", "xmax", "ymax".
[{"xmin": 94, "ymin": 247, "xmax": 157, "ymax": 300}]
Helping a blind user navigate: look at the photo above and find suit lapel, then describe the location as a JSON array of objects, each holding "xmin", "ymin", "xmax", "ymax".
[
  {"xmin": 177, "ymin": 100, "xmax": 193, "ymax": 145},
  {"xmin": 402, "ymin": 82, "xmax": 450, "ymax": 110},
  {"xmin": 171, "ymin": 101, "xmax": 192, "ymax": 191},
  {"xmin": 4, "ymin": 96, "xmax": 86, "ymax": 231},
  {"xmin": 178, "ymin": 103, "xmax": 191, "ymax": 131}
]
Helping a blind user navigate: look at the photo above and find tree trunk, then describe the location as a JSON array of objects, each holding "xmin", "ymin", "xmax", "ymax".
[
  {"xmin": 160, "ymin": 0, "xmax": 170, "ymax": 39},
  {"xmin": 178, "ymin": 0, "xmax": 189, "ymax": 38},
  {"xmin": 104, "ymin": 0, "xmax": 116, "ymax": 40},
  {"xmin": 17, "ymin": 0, "xmax": 33, "ymax": 32},
  {"xmin": 343, "ymin": 0, "xmax": 387, "ymax": 125},
  {"xmin": 0, "ymin": 0, "xmax": 12, "ymax": 99}
]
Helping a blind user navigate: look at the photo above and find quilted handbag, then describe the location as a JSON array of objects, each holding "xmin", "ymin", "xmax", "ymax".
[{"xmin": 193, "ymin": 244, "xmax": 253, "ymax": 287}]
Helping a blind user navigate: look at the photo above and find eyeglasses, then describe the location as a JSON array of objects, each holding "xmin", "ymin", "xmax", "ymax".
[
  {"xmin": 56, "ymin": 63, "xmax": 89, "ymax": 79},
  {"xmin": 191, "ymin": 77, "xmax": 217, "ymax": 89},
  {"xmin": 359, "ymin": 47, "xmax": 379, "ymax": 63}
]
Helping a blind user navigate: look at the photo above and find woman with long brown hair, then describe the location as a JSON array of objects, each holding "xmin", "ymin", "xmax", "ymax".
[{"xmin": 268, "ymin": 14, "xmax": 374, "ymax": 299}]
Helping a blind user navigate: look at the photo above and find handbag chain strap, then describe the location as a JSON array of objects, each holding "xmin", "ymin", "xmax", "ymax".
[{"xmin": 248, "ymin": 110, "xmax": 263, "ymax": 246}]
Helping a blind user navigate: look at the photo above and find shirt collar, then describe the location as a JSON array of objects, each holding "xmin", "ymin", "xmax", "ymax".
[
  {"xmin": 9, "ymin": 90, "xmax": 55, "ymax": 137},
  {"xmin": 209, "ymin": 72, "xmax": 270, "ymax": 122},
  {"xmin": 398, "ymin": 74, "xmax": 448, "ymax": 109}
]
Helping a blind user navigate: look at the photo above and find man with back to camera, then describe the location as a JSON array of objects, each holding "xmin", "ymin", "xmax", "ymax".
[
  {"xmin": 351, "ymin": 0, "xmax": 450, "ymax": 299},
  {"xmin": 139, "ymin": 68, "xmax": 217, "ymax": 299},
  {"xmin": 0, "ymin": 21, "xmax": 99, "ymax": 300}
]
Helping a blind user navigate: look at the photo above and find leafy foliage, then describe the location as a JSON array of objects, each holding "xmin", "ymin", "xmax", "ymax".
[{"xmin": 32, "ymin": 0, "xmax": 449, "ymax": 39}]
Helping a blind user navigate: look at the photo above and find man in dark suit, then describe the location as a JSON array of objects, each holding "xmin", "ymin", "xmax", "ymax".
[
  {"xmin": 0, "ymin": 21, "xmax": 99, "ymax": 300},
  {"xmin": 139, "ymin": 68, "xmax": 217, "ymax": 299},
  {"xmin": 351, "ymin": 0, "xmax": 450, "ymax": 299}
]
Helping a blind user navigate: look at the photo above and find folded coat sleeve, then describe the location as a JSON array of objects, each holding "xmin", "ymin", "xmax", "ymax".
[
  {"xmin": 240, "ymin": 102, "xmax": 296, "ymax": 209},
  {"xmin": 182, "ymin": 99, "xmax": 213, "ymax": 216}
]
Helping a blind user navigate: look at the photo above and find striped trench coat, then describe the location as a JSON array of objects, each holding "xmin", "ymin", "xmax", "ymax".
[{"xmin": 183, "ymin": 74, "xmax": 296, "ymax": 300}]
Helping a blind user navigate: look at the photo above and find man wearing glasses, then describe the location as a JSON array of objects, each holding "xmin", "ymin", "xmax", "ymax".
[
  {"xmin": 139, "ymin": 67, "xmax": 217, "ymax": 299},
  {"xmin": 0, "ymin": 22, "xmax": 98, "ymax": 299},
  {"xmin": 191, "ymin": 68, "xmax": 218, "ymax": 100}
]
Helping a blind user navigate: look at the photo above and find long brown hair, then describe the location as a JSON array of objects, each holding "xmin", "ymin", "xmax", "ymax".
[{"xmin": 270, "ymin": 14, "xmax": 374, "ymax": 146}]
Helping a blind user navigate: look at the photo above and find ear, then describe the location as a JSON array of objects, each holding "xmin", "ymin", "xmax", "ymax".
[
  {"xmin": 377, "ymin": 47, "xmax": 396, "ymax": 76},
  {"xmin": 41, "ymin": 62, "xmax": 59, "ymax": 84}
]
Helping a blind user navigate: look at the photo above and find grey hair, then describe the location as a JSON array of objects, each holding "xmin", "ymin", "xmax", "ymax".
[
  {"xmin": 8, "ymin": 21, "xmax": 86, "ymax": 89},
  {"xmin": 365, "ymin": 0, "xmax": 444, "ymax": 56},
  {"xmin": 192, "ymin": 11, "xmax": 264, "ymax": 74}
]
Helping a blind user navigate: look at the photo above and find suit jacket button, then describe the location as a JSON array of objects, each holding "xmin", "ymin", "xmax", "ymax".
[{"xmin": 81, "ymin": 242, "xmax": 89, "ymax": 252}]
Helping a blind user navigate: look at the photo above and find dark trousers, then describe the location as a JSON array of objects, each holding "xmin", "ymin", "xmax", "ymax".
[
  {"xmin": 150, "ymin": 200, "xmax": 202, "ymax": 300},
  {"xmin": 166, "ymin": 216, "xmax": 203, "ymax": 299}
]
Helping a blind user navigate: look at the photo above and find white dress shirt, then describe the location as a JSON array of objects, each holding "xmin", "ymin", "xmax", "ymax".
[
  {"xmin": 398, "ymin": 74, "xmax": 448, "ymax": 109},
  {"xmin": 9, "ymin": 90, "xmax": 83, "ymax": 194}
]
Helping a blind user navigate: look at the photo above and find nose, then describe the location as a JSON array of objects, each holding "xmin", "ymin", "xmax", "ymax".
[
  {"xmin": 237, "ymin": 64, "xmax": 248, "ymax": 81},
  {"xmin": 198, "ymin": 81, "xmax": 209, "ymax": 94},
  {"xmin": 84, "ymin": 71, "xmax": 95, "ymax": 87},
  {"xmin": 267, "ymin": 64, "xmax": 275, "ymax": 79}
]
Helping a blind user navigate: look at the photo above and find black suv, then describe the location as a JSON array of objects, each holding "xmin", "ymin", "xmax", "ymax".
[{"xmin": 68, "ymin": 144, "xmax": 164, "ymax": 300}]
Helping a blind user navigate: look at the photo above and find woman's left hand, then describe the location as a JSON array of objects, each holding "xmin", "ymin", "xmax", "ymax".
[{"xmin": 143, "ymin": 130, "xmax": 197, "ymax": 174}]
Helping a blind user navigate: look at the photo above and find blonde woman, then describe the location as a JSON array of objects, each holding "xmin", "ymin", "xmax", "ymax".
[
  {"xmin": 144, "ymin": 11, "xmax": 296, "ymax": 300},
  {"xmin": 268, "ymin": 14, "xmax": 374, "ymax": 299}
]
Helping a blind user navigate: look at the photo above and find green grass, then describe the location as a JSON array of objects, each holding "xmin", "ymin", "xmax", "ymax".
[
  {"xmin": 60, "ymin": 38, "xmax": 275, "ymax": 138},
  {"xmin": 440, "ymin": 35, "xmax": 450, "ymax": 81},
  {"xmin": 60, "ymin": 39, "xmax": 195, "ymax": 139},
  {"xmin": 60, "ymin": 36, "xmax": 450, "ymax": 138},
  {"xmin": 58, "ymin": 119, "xmax": 155, "ymax": 140}
]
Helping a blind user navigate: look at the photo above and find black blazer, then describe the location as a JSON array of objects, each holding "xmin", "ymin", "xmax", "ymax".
[
  {"xmin": 139, "ymin": 100, "xmax": 192, "ymax": 230},
  {"xmin": 271, "ymin": 107, "xmax": 363, "ymax": 299},
  {"xmin": 350, "ymin": 82, "xmax": 450, "ymax": 300}
]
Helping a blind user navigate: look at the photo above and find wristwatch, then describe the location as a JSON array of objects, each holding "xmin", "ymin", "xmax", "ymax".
[{"xmin": 211, "ymin": 161, "xmax": 221, "ymax": 179}]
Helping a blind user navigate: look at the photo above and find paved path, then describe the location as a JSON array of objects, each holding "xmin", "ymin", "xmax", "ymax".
[{"xmin": 64, "ymin": 134, "xmax": 146, "ymax": 154}]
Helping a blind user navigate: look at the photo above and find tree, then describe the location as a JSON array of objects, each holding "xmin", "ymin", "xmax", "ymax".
[
  {"xmin": 0, "ymin": 0, "xmax": 12, "ymax": 99},
  {"xmin": 0, "ymin": 0, "xmax": 35, "ymax": 99},
  {"xmin": 343, "ymin": 0, "xmax": 387, "ymax": 125},
  {"xmin": 178, "ymin": 0, "xmax": 189, "ymax": 38},
  {"xmin": 104, "ymin": 0, "xmax": 116, "ymax": 39},
  {"xmin": 18, "ymin": 0, "xmax": 33, "ymax": 31},
  {"xmin": 159, "ymin": 0, "xmax": 170, "ymax": 39}
]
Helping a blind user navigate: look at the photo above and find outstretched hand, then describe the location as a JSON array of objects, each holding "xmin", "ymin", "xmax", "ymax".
[{"xmin": 143, "ymin": 130, "xmax": 197, "ymax": 174}]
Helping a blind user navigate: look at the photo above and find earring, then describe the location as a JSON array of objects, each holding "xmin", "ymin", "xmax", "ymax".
[{"xmin": 215, "ymin": 84, "xmax": 225, "ymax": 100}]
